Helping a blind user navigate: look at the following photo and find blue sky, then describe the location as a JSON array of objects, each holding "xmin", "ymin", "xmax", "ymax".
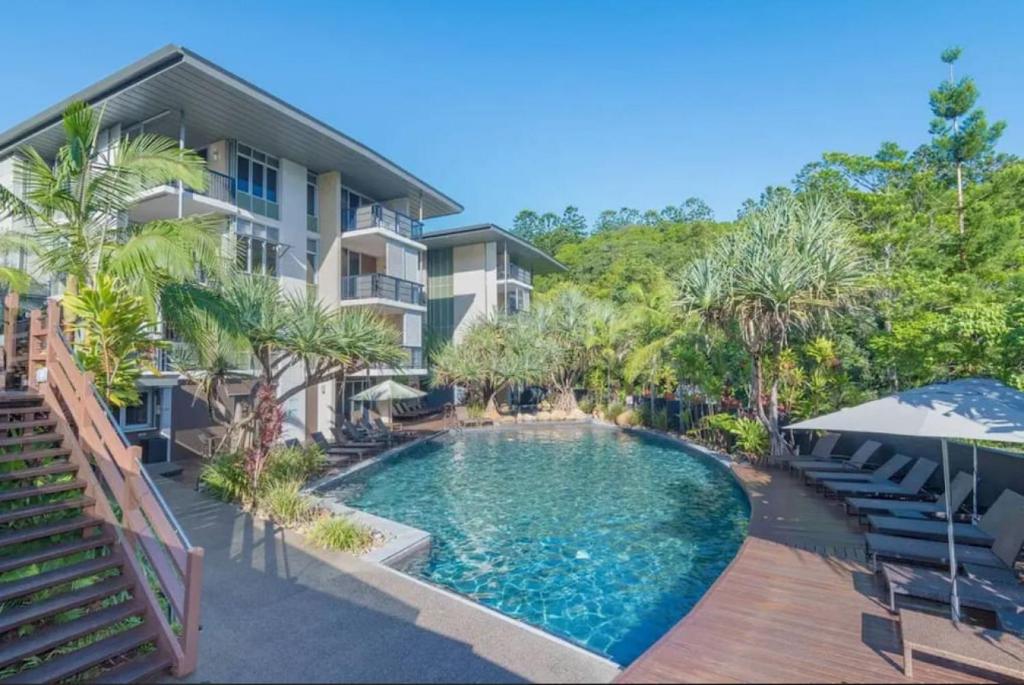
[{"xmin": 2, "ymin": 1, "xmax": 1022, "ymax": 230}]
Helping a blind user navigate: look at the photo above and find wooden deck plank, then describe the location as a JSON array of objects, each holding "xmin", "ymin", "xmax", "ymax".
[{"xmin": 618, "ymin": 461, "xmax": 1008, "ymax": 684}]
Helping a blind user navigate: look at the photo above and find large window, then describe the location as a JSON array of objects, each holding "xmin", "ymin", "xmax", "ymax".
[
  {"xmin": 341, "ymin": 187, "xmax": 372, "ymax": 230},
  {"xmin": 236, "ymin": 219, "xmax": 280, "ymax": 276},
  {"xmin": 236, "ymin": 143, "xmax": 280, "ymax": 219},
  {"xmin": 307, "ymin": 172, "xmax": 318, "ymax": 217}
]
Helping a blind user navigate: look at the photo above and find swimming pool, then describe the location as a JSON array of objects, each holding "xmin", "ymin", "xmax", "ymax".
[{"xmin": 328, "ymin": 424, "xmax": 749, "ymax": 665}]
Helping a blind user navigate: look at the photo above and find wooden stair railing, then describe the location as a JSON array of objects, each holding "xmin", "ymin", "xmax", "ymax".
[{"xmin": 3, "ymin": 296, "xmax": 204, "ymax": 679}]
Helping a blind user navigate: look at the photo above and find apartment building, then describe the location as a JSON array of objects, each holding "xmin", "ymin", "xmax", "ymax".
[
  {"xmin": 0, "ymin": 45, "xmax": 461, "ymax": 454},
  {"xmin": 421, "ymin": 224, "xmax": 565, "ymax": 344}
]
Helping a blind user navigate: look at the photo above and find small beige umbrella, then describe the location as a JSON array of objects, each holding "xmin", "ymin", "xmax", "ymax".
[{"xmin": 351, "ymin": 379, "xmax": 426, "ymax": 425}]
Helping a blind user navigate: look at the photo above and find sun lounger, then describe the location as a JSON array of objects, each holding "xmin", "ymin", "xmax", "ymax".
[
  {"xmin": 311, "ymin": 431, "xmax": 375, "ymax": 454},
  {"xmin": 866, "ymin": 488, "xmax": 1020, "ymax": 547},
  {"xmin": 845, "ymin": 471, "xmax": 972, "ymax": 517},
  {"xmin": 284, "ymin": 438, "xmax": 300, "ymax": 449},
  {"xmin": 882, "ymin": 563, "xmax": 1024, "ymax": 636},
  {"xmin": 790, "ymin": 440, "xmax": 881, "ymax": 477},
  {"xmin": 777, "ymin": 431, "xmax": 840, "ymax": 465},
  {"xmin": 899, "ymin": 608, "xmax": 1024, "ymax": 679},
  {"xmin": 807, "ymin": 453, "xmax": 911, "ymax": 486},
  {"xmin": 866, "ymin": 490, "xmax": 1024, "ymax": 571},
  {"xmin": 821, "ymin": 456, "xmax": 934, "ymax": 498}
]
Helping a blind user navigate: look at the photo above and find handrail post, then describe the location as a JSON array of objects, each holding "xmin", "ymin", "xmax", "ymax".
[
  {"xmin": 26, "ymin": 309, "xmax": 43, "ymax": 389},
  {"xmin": 178, "ymin": 546, "xmax": 205, "ymax": 676},
  {"xmin": 123, "ymin": 445, "xmax": 144, "ymax": 514}
]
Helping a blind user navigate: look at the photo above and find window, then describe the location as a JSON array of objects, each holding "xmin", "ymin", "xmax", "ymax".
[
  {"xmin": 306, "ymin": 238, "xmax": 319, "ymax": 284},
  {"xmin": 235, "ymin": 220, "xmax": 280, "ymax": 275},
  {"xmin": 236, "ymin": 144, "xmax": 279, "ymax": 202},
  {"xmin": 120, "ymin": 390, "xmax": 159, "ymax": 430},
  {"xmin": 307, "ymin": 172, "xmax": 318, "ymax": 217},
  {"xmin": 346, "ymin": 250, "xmax": 362, "ymax": 277},
  {"xmin": 341, "ymin": 187, "xmax": 372, "ymax": 230}
]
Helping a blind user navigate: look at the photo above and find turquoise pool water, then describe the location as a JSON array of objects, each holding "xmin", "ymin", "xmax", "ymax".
[{"xmin": 328, "ymin": 425, "xmax": 749, "ymax": 665}]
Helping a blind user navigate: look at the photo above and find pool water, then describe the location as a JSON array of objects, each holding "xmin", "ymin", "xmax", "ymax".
[{"xmin": 328, "ymin": 425, "xmax": 749, "ymax": 665}]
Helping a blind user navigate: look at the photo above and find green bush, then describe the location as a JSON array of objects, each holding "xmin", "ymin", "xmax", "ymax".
[
  {"xmin": 653, "ymin": 408, "xmax": 669, "ymax": 431},
  {"xmin": 466, "ymin": 403, "xmax": 486, "ymax": 420},
  {"xmin": 307, "ymin": 515, "xmax": 374, "ymax": 553},
  {"xmin": 200, "ymin": 452, "xmax": 252, "ymax": 504},
  {"xmin": 261, "ymin": 480, "xmax": 314, "ymax": 527},
  {"xmin": 607, "ymin": 402, "xmax": 625, "ymax": 421},
  {"xmin": 262, "ymin": 443, "xmax": 326, "ymax": 485},
  {"xmin": 578, "ymin": 398, "xmax": 595, "ymax": 414},
  {"xmin": 731, "ymin": 417, "xmax": 769, "ymax": 458}
]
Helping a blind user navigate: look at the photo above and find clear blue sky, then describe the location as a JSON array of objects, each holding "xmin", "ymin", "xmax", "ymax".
[{"xmin": 2, "ymin": 1, "xmax": 1022, "ymax": 230}]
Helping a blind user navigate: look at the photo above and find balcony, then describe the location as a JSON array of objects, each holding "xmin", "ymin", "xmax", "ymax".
[
  {"xmin": 498, "ymin": 261, "xmax": 532, "ymax": 285},
  {"xmin": 344, "ymin": 204, "xmax": 423, "ymax": 240},
  {"xmin": 191, "ymin": 169, "xmax": 235, "ymax": 204},
  {"xmin": 341, "ymin": 273, "xmax": 426, "ymax": 306}
]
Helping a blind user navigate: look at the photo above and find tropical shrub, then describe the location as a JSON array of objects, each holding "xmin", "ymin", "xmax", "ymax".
[
  {"xmin": 261, "ymin": 443, "xmax": 326, "ymax": 485},
  {"xmin": 730, "ymin": 417, "xmax": 769, "ymax": 459},
  {"xmin": 261, "ymin": 480, "xmax": 314, "ymax": 527},
  {"xmin": 199, "ymin": 452, "xmax": 252, "ymax": 504},
  {"xmin": 652, "ymin": 408, "xmax": 669, "ymax": 431},
  {"xmin": 607, "ymin": 402, "xmax": 625, "ymax": 421},
  {"xmin": 577, "ymin": 398, "xmax": 595, "ymax": 414},
  {"xmin": 466, "ymin": 403, "xmax": 486, "ymax": 420},
  {"xmin": 307, "ymin": 515, "xmax": 374, "ymax": 553}
]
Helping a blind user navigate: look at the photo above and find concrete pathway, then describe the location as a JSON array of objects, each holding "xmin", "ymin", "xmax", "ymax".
[{"xmin": 157, "ymin": 478, "xmax": 618, "ymax": 684}]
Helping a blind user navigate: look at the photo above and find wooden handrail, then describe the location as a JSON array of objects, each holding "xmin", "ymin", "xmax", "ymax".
[{"xmin": 5, "ymin": 296, "xmax": 203, "ymax": 677}]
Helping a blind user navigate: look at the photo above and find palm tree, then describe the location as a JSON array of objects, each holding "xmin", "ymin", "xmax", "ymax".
[
  {"xmin": 0, "ymin": 101, "xmax": 223, "ymax": 314},
  {"xmin": 679, "ymin": 195, "xmax": 866, "ymax": 458},
  {"xmin": 176, "ymin": 272, "xmax": 404, "ymax": 483},
  {"xmin": 620, "ymin": 278, "xmax": 685, "ymax": 417}
]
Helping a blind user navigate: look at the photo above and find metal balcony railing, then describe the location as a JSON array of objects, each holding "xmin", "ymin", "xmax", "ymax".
[
  {"xmin": 341, "ymin": 273, "xmax": 426, "ymax": 306},
  {"xmin": 343, "ymin": 204, "xmax": 423, "ymax": 240},
  {"xmin": 498, "ymin": 261, "xmax": 532, "ymax": 284},
  {"xmin": 370, "ymin": 346, "xmax": 424, "ymax": 371},
  {"xmin": 191, "ymin": 169, "xmax": 235, "ymax": 204}
]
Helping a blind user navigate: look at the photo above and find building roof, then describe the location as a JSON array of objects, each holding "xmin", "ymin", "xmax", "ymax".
[
  {"xmin": 420, "ymin": 223, "xmax": 566, "ymax": 274},
  {"xmin": 0, "ymin": 45, "xmax": 462, "ymax": 219}
]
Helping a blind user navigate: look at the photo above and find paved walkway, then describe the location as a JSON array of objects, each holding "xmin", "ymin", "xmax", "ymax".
[
  {"xmin": 157, "ymin": 478, "xmax": 618, "ymax": 684},
  {"xmin": 618, "ymin": 461, "xmax": 1002, "ymax": 683}
]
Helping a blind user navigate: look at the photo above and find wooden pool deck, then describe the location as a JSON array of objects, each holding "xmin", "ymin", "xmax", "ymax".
[{"xmin": 618, "ymin": 462, "xmax": 1003, "ymax": 684}]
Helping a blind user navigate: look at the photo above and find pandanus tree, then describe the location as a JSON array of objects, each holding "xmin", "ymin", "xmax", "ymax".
[
  {"xmin": 174, "ymin": 273, "xmax": 403, "ymax": 485},
  {"xmin": 678, "ymin": 194, "xmax": 867, "ymax": 458},
  {"xmin": 431, "ymin": 312, "xmax": 549, "ymax": 416}
]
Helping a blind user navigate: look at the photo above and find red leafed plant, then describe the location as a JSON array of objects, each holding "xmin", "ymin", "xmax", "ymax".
[{"xmin": 246, "ymin": 383, "xmax": 284, "ymax": 487}]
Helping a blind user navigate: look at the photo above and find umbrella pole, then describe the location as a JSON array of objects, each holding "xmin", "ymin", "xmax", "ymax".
[
  {"xmin": 972, "ymin": 443, "xmax": 979, "ymax": 524},
  {"xmin": 942, "ymin": 438, "xmax": 961, "ymax": 623}
]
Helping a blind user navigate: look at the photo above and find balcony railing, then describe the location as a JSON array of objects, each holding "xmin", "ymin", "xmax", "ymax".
[
  {"xmin": 343, "ymin": 204, "xmax": 423, "ymax": 240},
  {"xmin": 341, "ymin": 273, "xmax": 426, "ymax": 306},
  {"xmin": 369, "ymin": 346, "xmax": 424, "ymax": 371},
  {"xmin": 498, "ymin": 261, "xmax": 532, "ymax": 284},
  {"xmin": 190, "ymin": 169, "xmax": 235, "ymax": 204}
]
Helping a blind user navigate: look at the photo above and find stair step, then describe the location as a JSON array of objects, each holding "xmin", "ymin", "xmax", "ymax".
[
  {"xmin": 0, "ymin": 495, "xmax": 93, "ymax": 525},
  {"xmin": 83, "ymin": 650, "xmax": 173, "ymax": 684},
  {"xmin": 0, "ymin": 554, "xmax": 121, "ymax": 604},
  {"xmin": 0, "ymin": 431, "xmax": 63, "ymax": 448},
  {"xmin": 0, "ymin": 575, "xmax": 133, "ymax": 635},
  {"xmin": 0, "ymin": 479, "xmax": 86, "ymax": 503},
  {"xmin": 0, "ymin": 462, "xmax": 78, "ymax": 482},
  {"xmin": 0, "ymin": 600, "xmax": 144, "ymax": 669},
  {"xmin": 0, "ymin": 515, "xmax": 102, "ymax": 549},
  {"xmin": 0, "ymin": 447, "xmax": 71, "ymax": 464},
  {"xmin": 0, "ymin": 532, "xmax": 114, "ymax": 575},
  {"xmin": 0, "ymin": 418, "xmax": 57, "ymax": 432},
  {"xmin": 3, "ymin": 624, "xmax": 157, "ymax": 684}
]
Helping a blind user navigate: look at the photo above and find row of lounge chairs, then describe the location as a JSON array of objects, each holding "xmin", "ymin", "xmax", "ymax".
[
  {"xmin": 789, "ymin": 432, "xmax": 1024, "ymax": 646},
  {"xmin": 393, "ymin": 400, "xmax": 436, "ymax": 420}
]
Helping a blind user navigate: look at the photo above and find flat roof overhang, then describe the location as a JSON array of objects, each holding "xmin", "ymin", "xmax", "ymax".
[
  {"xmin": 420, "ymin": 223, "xmax": 566, "ymax": 275},
  {"xmin": 0, "ymin": 45, "xmax": 462, "ymax": 220}
]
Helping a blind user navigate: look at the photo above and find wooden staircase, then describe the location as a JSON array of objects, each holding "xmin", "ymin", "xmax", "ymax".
[{"xmin": 0, "ymin": 298, "xmax": 203, "ymax": 683}]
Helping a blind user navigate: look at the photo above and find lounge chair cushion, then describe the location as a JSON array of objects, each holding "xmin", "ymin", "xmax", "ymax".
[
  {"xmin": 868, "ymin": 515, "xmax": 995, "ymax": 546},
  {"xmin": 866, "ymin": 533, "xmax": 1008, "ymax": 568},
  {"xmin": 791, "ymin": 440, "xmax": 881, "ymax": 474}
]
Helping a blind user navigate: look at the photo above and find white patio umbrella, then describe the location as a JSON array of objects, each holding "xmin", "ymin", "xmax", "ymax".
[
  {"xmin": 787, "ymin": 377, "xmax": 1024, "ymax": 622},
  {"xmin": 350, "ymin": 379, "xmax": 425, "ymax": 424}
]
